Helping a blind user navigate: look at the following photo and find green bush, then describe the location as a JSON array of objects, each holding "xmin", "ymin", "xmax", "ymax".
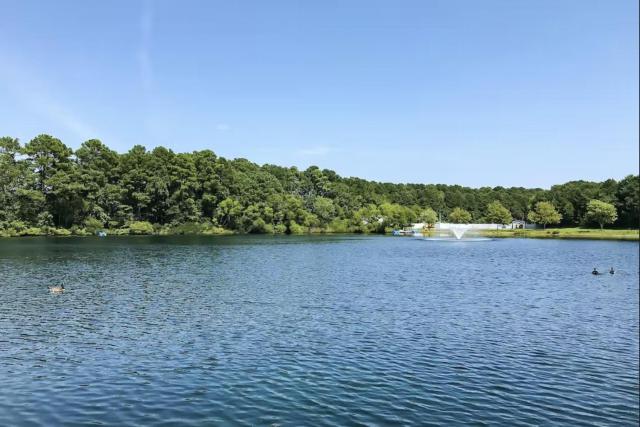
[
  {"xmin": 202, "ymin": 226, "xmax": 232, "ymax": 235},
  {"xmin": 9, "ymin": 221, "xmax": 27, "ymax": 232},
  {"xmin": 127, "ymin": 221, "xmax": 154, "ymax": 235},
  {"xmin": 171, "ymin": 222, "xmax": 206, "ymax": 235},
  {"xmin": 52, "ymin": 228, "xmax": 72, "ymax": 236},
  {"xmin": 70, "ymin": 225, "xmax": 90, "ymax": 236},
  {"xmin": 273, "ymin": 224, "xmax": 287, "ymax": 234},
  {"xmin": 19, "ymin": 227, "xmax": 44, "ymax": 236},
  {"xmin": 327, "ymin": 219, "xmax": 350, "ymax": 233},
  {"xmin": 249, "ymin": 218, "xmax": 269, "ymax": 234},
  {"xmin": 264, "ymin": 223, "xmax": 275, "ymax": 234},
  {"xmin": 84, "ymin": 217, "xmax": 104, "ymax": 234},
  {"xmin": 288, "ymin": 222, "xmax": 305, "ymax": 234}
]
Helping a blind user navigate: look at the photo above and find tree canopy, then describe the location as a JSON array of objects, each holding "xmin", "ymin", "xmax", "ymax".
[
  {"xmin": 486, "ymin": 201, "xmax": 513, "ymax": 228},
  {"xmin": 528, "ymin": 202, "xmax": 562, "ymax": 229},
  {"xmin": 0, "ymin": 134, "xmax": 638, "ymax": 235},
  {"xmin": 586, "ymin": 200, "xmax": 618, "ymax": 230},
  {"xmin": 448, "ymin": 208, "xmax": 472, "ymax": 224}
]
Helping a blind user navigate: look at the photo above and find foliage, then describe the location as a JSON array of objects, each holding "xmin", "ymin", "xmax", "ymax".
[
  {"xmin": 448, "ymin": 207, "xmax": 472, "ymax": 224},
  {"xmin": 585, "ymin": 199, "xmax": 617, "ymax": 229},
  {"xmin": 127, "ymin": 221, "xmax": 154, "ymax": 235},
  {"xmin": 84, "ymin": 217, "xmax": 105, "ymax": 234},
  {"xmin": 528, "ymin": 201, "xmax": 562, "ymax": 229},
  {"xmin": 480, "ymin": 227, "xmax": 638, "ymax": 241},
  {"xmin": 615, "ymin": 175, "xmax": 639, "ymax": 228},
  {"xmin": 0, "ymin": 134, "xmax": 638, "ymax": 236},
  {"xmin": 419, "ymin": 207, "xmax": 438, "ymax": 228},
  {"xmin": 485, "ymin": 201, "xmax": 512, "ymax": 227}
]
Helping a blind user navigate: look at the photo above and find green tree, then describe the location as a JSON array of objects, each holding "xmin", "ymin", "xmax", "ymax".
[
  {"xmin": 0, "ymin": 133, "xmax": 638, "ymax": 236},
  {"xmin": 485, "ymin": 200, "xmax": 512, "ymax": 228},
  {"xmin": 449, "ymin": 207, "xmax": 472, "ymax": 224},
  {"xmin": 84, "ymin": 217, "xmax": 105, "ymax": 234},
  {"xmin": 528, "ymin": 201, "xmax": 562, "ymax": 229},
  {"xmin": 23, "ymin": 134, "xmax": 73, "ymax": 193},
  {"xmin": 380, "ymin": 202, "xmax": 414, "ymax": 229},
  {"xmin": 215, "ymin": 198, "xmax": 243, "ymax": 229},
  {"xmin": 585, "ymin": 199, "xmax": 618, "ymax": 229},
  {"xmin": 419, "ymin": 207, "xmax": 438, "ymax": 228},
  {"xmin": 76, "ymin": 139, "xmax": 121, "ymax": 223},
  {"xmin": 0, "ymin": 137, "xmax": 26, "ymax": 223},
  {"xmin": 312, "ymin": 196, "xmax": 335, "ymax": 227},
  {"xmin": 352, "ymin": 204, "xmax": 382, "ymax": 233},
  {"xmin": 615, "ymin": 175, "xmax": 639, "ymax": 228},
  {"xmin": 120, "ymin": 145, "xmax": 152, "ymax": 220}
]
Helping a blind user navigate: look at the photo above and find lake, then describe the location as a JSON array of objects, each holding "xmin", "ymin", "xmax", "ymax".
[{"xmin": 0, "ymin": 235, "xmax": 638, "ymax": 426}]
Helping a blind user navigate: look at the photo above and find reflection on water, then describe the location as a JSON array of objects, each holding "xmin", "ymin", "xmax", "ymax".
[{"xmin": 0, "ymin": 235, "xmax": 638, "ymax": 426}]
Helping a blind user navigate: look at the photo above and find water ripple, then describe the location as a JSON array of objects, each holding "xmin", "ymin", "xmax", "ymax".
[{"xmin": 0, "ymin": 236, "xmax": 638, "ymax": 426}]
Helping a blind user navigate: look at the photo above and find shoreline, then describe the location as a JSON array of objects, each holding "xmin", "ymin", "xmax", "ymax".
[
  {"xmin": 1, "ymin": 228, "xmax": 638, "ymax": 241},
  {"xmin": 477, "ymin": 228, "xmax": 639, "ymax": 241}
]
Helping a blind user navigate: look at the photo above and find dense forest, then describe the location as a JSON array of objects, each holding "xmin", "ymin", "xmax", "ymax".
[{"xmin": 0, "ymin": 134, "xmax": 638, "ymax": 236}]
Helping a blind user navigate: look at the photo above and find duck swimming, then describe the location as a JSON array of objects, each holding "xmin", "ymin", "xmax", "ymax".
[
  {"xmin": 609, "ymin": 267, "xmax": 615, "ymax": 275},
  {"xmin": 49, "ymin": 284, "xmax": 65, "ymax": 293},
  {"xmin": 592, "ymin": 268, "xmax": 600, "ymax": 275}
]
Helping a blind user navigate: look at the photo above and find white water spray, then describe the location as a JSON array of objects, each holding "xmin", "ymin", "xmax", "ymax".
[{"xmin": 450, "ymin": 224, "xmax": 470, "ymax": 240}]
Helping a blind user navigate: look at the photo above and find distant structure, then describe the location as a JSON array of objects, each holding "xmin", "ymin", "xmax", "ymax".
[
  {"xmin": 509, "ymin": 220, "xmax": 539, "ymax": 230},
  {"xmin": 411, "ymin": 222, "xmax": 506, "ymax": 232},
  {"xmin": 410, "ymin": 221, "xmax": 539, "ymax": 234}
]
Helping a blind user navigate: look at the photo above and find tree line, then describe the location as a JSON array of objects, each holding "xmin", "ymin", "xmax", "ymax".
[{"xmin": 0, "ymin": 134, "xmax": 638, "ymax": 236}]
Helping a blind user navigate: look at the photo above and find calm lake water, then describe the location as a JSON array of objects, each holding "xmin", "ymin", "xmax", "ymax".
[{"xmin": 0, "ymin": 235, "xmax": 638, "ymax": 426}]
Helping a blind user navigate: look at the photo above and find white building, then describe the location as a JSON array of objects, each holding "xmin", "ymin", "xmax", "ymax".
[
  {"xmin": 411, "ymin": 222, "xmax": 508, "ymax": 232},
  {"xmin": 410, "ymin": 220, "xmax": 540, "ymax": 233}
]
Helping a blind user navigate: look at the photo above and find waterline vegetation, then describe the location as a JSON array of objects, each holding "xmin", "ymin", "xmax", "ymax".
[
  {"xmin": 479, "ymin": 228, "xmax": 639, "ymax": 241},
  {"xmin": 0, "ymin": 135, "xmax": 638, "ymax": 239}
]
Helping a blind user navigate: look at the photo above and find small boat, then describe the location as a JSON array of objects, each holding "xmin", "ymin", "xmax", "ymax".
[{"xmin": 392, "ymin": 229, "xmax": 415, "ymax": 236}]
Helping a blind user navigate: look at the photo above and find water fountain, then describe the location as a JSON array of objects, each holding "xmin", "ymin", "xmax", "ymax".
[
  {"xmin": 450, "ymin": 224, "xmax": 470, "ymax": 240},
  {"xmin": 417, "ymin": 223, "xmax": 492, "ymax": 241}
]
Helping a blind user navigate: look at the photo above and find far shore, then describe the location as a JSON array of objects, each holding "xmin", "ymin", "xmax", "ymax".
[
  {"xmin": 477, "ymin": 227, "xmax": 639, "ymax": 241},
  {"xmin": 1, "ymin": 227, "xmax": 638, "ymax": 241}
]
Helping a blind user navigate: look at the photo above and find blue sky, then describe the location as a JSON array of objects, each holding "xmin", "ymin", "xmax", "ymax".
[{"xmin": 1, "ymin": 0, "xmax": 637, "ymax": 188}]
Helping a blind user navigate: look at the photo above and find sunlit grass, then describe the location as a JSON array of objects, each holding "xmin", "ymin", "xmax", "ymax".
[{"xmin": 480, "ymin": 228, "xmax": 639, "ymax": 241}]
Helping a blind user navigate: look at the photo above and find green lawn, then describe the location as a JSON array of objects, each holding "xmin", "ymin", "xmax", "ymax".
[{"xmin": 480, "ymin": 227, "xmax": 639, "ymax": 241}]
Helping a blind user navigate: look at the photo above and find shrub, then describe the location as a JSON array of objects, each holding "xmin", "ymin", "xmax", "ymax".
[
  {"xmin": 20, "ymin": 227, "xmax": 44, "ymax": 236},
  {"xmin": 52, "ymin": 228, "xmax": 72, "ymax": 236},
  {"xmin": 249, "ymin": 218, "xmax": 269, "ymax": 234},
  {"xmin": 273, "ymin": 224, "xmax": 287, "ymax": 234},
  {"xmin": 9, "ymin": 221, "xmax": 27, "ymax": 232},
  {"xmin": 327, "ymin": 219, "xmax": 350, "ymax": 233},
  {"xmin": 202, "ymin": 226, "xmax": 232, "ymax": 235},
  {"xmin": 127, "ymin": 221, "xmax": 154, "ymax": 235},
  {"xmin": 84, "ymin": 217, "xmax": 104, "ymax": 234},
  {"xmin": 171, "ymin": 222, "xmax": 206, "ymax": 235},
  {"xmin": 70, "ymin": 226, "xmax": 90, "ymax": 236},
  {"xmin": 288, "ymin": 222, "xmax": 305, "ymax": 234}
]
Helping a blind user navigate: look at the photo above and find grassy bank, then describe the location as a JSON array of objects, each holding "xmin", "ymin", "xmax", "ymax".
[
  {"xmin": 479, "ymin": 228, "xmax": 639, "ymax": 241},
  {"xmin": 0, "ymin": 222, "xmax": 235, "ymax": 238},
  {"xmin": 2, "ymin": 223, "xmax": 638, "ymax": 241},
  {"xmin": 0, "ymin": 221, "xmax": 355, "ymax": 238}
]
